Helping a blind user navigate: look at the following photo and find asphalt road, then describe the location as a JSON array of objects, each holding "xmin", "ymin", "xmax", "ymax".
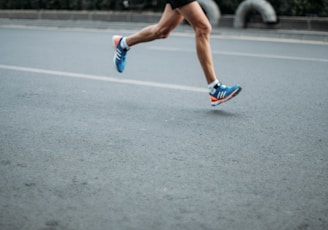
[{"xmin": 0, "ymin": 21, "xmax": 328, "ymax": 230}]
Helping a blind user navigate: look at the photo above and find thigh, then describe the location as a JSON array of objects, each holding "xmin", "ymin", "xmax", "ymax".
[
  {"xmin": 157, "ymin": 3, "xmax": 184, "ymax": 32},
  {"xmin": 177, "ymin": 1, "xmax": 210, "ymax": 29}
]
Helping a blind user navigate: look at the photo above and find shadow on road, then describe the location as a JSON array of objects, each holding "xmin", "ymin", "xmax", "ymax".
[{"xmin": 207, "ymin": 109, "xmax": 241, "ymax": 118}]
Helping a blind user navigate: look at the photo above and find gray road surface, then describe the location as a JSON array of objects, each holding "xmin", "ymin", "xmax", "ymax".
[{"xmin": 0, "ymin": 21, "xmax": 328, "ymax": 230}]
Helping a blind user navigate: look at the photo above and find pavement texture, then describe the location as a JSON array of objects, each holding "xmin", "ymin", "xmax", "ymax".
[{"xmin": 0, "ymin": 20, "xmax": 328, "ymax": 230}]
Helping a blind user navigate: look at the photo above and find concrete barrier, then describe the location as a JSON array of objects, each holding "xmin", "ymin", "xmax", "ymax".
[{"xmin": 234, "ymin": 0, "xmax": 277, "ymax": 28}]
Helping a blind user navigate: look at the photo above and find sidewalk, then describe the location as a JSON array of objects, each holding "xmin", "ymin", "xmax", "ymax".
[{"xmin": 1, "ymin": 18, "xmax": 328, "ymax": 44}]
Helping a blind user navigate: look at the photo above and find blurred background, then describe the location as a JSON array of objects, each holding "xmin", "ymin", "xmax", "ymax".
[{"xmin": 1, "ymin": 0, "xmax": 328, "ymax": 17}]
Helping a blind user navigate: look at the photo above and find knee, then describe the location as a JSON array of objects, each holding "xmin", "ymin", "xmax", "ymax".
[
  {"xmin": 154, "ymin": 25, "xmax": 172, "ymax": 39},
  {"xmin": 194, "ymin": 21, "xmax": 212, "ymax": 37}
]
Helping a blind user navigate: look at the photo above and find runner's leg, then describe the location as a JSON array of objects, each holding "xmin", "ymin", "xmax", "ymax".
[
  {"xmin": 126, "ymin": 4, "xmax": 184, "ymax": 46},
  {"xmin": 178, "ymin": 2, "xmax": 217, "ymax": 84}
]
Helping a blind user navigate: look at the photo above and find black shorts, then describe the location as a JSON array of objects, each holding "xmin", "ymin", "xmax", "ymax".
[{"xmin": 166, "ymin": 0, "xmax": 197, "ymax": 9}]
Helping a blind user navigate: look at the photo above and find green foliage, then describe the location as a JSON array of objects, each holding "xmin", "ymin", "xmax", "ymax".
[
  {"xmin": 0, "ymin": 0, "xmax": 327, "ymax": 16},
  {"xmin": 0, "ymin": 0, "xmax": 117, "ymax": 10},
  {"xmin": 215, "ymin": 0, "xmax": 241, "ymax": 14}
]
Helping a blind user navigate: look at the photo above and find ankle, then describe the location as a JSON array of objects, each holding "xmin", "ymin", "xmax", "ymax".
[
  {"xmin": 121, "ymin": 37, "xmax": 130, "ymax": 51},
  {"xmin": 208, "ymin": 80, "xmax": 219, "ymax": 93}
]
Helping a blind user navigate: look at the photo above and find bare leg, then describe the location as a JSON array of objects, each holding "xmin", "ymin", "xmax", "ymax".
[
  {"xmin": 124, "ymin": 2, "xmax": 218, "ymax": 85},
  {"xmin": 113, "ymin": 2, "xmax": 241, "ymax": 105},
  {"xmin": 126, "ymin": 4, "xmax": 184, "ymax": 47},
  {"xmin": 178, "ymin": 2, "xmax": 217, "ymax": 84}
]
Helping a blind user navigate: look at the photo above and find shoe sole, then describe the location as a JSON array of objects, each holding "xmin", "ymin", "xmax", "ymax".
[{"xmin": 211, "ymin": 87, "xmax": 242, "ymax": 107}]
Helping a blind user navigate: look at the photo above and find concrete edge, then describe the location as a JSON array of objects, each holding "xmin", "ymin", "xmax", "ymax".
[
  {"xmin": 0, "ymin": 10, "xmax": 327, "ymax": 32},
  {"xmin": 0, "ymin": 10, "xmax": 163, "ymax": 23}
]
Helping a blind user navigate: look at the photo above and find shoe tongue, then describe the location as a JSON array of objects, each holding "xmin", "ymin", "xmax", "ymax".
[{"xmin": 215, "ymin": 83, "xmax": 226, "ymax": 89}]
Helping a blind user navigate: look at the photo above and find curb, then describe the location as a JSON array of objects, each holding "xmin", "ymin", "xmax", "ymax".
[
  {"xmin": 0, "ymin": 10, "xmax": 327, "ymax": 32},
  {"xmin": 0, "ymin": 10, "xmax": 328, "ymax": 36},
  {"xmin": 0, "ymin": 10, "xmax": 162, "ymax": 23}
]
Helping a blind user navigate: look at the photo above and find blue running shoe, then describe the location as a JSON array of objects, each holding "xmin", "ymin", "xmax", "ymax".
[
  {"xmin": 113, "ymin": 35, "xmax": 129, "ymax": 73},
  {"xmin": 209, "ymin": 83, "xmax": 242, "ymax": 106}
]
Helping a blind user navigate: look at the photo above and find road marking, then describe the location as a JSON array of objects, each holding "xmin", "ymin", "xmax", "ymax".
[
  {"xmin": 0, "ymin": 64, "xmax": 208, "ymax": 93},
  {"xmin": 148, "ymin": 46, "xmax": 328, "ymax": 63}
]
